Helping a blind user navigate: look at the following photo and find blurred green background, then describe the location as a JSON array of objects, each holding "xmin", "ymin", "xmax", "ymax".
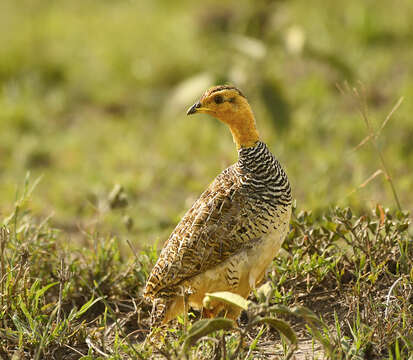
[{"xmin": 1, "ymin": 0, "xmax": 412, "ymax": 248}]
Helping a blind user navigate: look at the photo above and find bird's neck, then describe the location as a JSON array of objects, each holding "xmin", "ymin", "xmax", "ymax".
[
  {"xmin": 225, "ymin": 107, "xmax": 260, "ymax": 149},
  {"xmin": 237, "ymin": 140, "xmax": 265, "ymax": 168}
]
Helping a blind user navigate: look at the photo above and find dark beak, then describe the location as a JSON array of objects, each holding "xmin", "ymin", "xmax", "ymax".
[{"xmin": 187, "ymin": 101, "xmax": 201, "ymax": 115}]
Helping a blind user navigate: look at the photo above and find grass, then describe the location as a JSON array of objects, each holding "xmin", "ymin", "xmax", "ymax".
[
  {"xmin": 0, "ymin": 183, "xmax": 412, "ymax": 359},
  {"xmin": 1, "ymin": 0, "xmax": 413, "ymax": 358}
]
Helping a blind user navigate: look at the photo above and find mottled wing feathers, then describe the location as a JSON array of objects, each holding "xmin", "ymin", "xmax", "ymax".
[{"xmin": 144, "ymin": 165, "xmax": 261, "ymax": 299}]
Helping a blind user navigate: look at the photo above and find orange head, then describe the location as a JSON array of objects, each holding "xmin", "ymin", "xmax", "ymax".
[{"xmin": 187, "ymin": 85, "xmax": 260, "ymax": 149}]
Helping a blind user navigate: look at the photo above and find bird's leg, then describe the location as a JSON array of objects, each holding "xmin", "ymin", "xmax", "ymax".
[
  {"xmin": 202, "ymin": 302, "xmax": 225, "ymax": 318},
  {"xmin": 223, "ymin": 306, "xmax": 242, "ymax": 323},
  {"xmin": 144, "ymin": 297, "xmax": 169, "ymax": 347},
  {"xmin": 180, "ymin": 286, "xmax": 190, "ymax": 332},
  {"xmin": 202, "ymin": 307, "xmax": 215, "ymax": 318},
  {"xmin": 151, "ymin": 297, "xmax": 168, "ymax": 327}
]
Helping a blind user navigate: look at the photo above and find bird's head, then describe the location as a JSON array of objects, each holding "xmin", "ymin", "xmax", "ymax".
[{"xmin": 187, "ymin": 85, "xmax": 260, "ymax": 149}]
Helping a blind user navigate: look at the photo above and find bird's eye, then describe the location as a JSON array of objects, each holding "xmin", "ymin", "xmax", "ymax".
[{"xmin": 214, "ymin": 95, "xmax": 224, "ymax": 104}]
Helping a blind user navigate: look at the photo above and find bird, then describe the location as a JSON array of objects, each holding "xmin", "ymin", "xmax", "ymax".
[{"xmin": 143, "ymin": 85, "xmax": 292, "ymax": 327}]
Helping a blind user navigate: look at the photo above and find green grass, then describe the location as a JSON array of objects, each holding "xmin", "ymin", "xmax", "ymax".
[
  {"xmin": 1, "ymin": 186, "xmax": 412, "ymax": 358},
  {"xmin": 1, "ymin": 0, "xmax": 413, "ymax": 358}
]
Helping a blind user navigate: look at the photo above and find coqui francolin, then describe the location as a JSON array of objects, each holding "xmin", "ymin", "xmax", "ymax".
[{"xmin": 144, "ymin": 85, "xmax": 292, "ymax": 328}]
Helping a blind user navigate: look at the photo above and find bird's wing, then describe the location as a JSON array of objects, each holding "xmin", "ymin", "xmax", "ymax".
[{"xmin": 144, "ymin": 165, "xmax": 269, "ymax": 298}]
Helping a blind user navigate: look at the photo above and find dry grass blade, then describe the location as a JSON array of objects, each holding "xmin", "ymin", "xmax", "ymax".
[
  {"xmin": 352, "ymin": 83, "xmax": 371, "ymax": 131},
  {"xmin": 347, "ymin": 82, "xmax": 403, "ymax": 210},
  {"xmin": 379, "ymin": 96, "xmax": 404, "ymax": 134},
  {"xmin": 348, "ymin": 169, "xmax": 383, "ymax": 196},
  {"xmin": 352, "ymin": 134, "xmax": 373, "ymax": 152},
  {"xmin": 358, "ymin": 169, "xmax": 384, "ymax": 189},
  {"xmin": 86, "ymin": 336, "xmax": 110, "ymax": 358},
  {"xmin": 0, "ymin": 227, "xmax": 9, "ymax": 308},
  {"xmin": 385, "ymin": 277, "xmax": 403, "ymax": 319}
]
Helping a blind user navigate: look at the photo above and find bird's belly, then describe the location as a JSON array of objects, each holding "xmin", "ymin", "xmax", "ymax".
[{"xmin": 185, "ymin": 206, "xmax": 291, "ymax": 309}]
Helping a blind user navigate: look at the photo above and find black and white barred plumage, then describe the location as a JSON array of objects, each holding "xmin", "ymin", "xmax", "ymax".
[{"xmin": 237, "ymin": 141, "xmax": 292, "ymax": 207}]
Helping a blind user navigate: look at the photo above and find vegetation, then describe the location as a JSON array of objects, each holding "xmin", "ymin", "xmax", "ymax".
[
  {"xmin": 1, "ymin": 0, "xmax": 412, "ymax": 358},
  {"xmin": 1, "ymin": 190, "xmax": 411, "ymax": 358}
]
